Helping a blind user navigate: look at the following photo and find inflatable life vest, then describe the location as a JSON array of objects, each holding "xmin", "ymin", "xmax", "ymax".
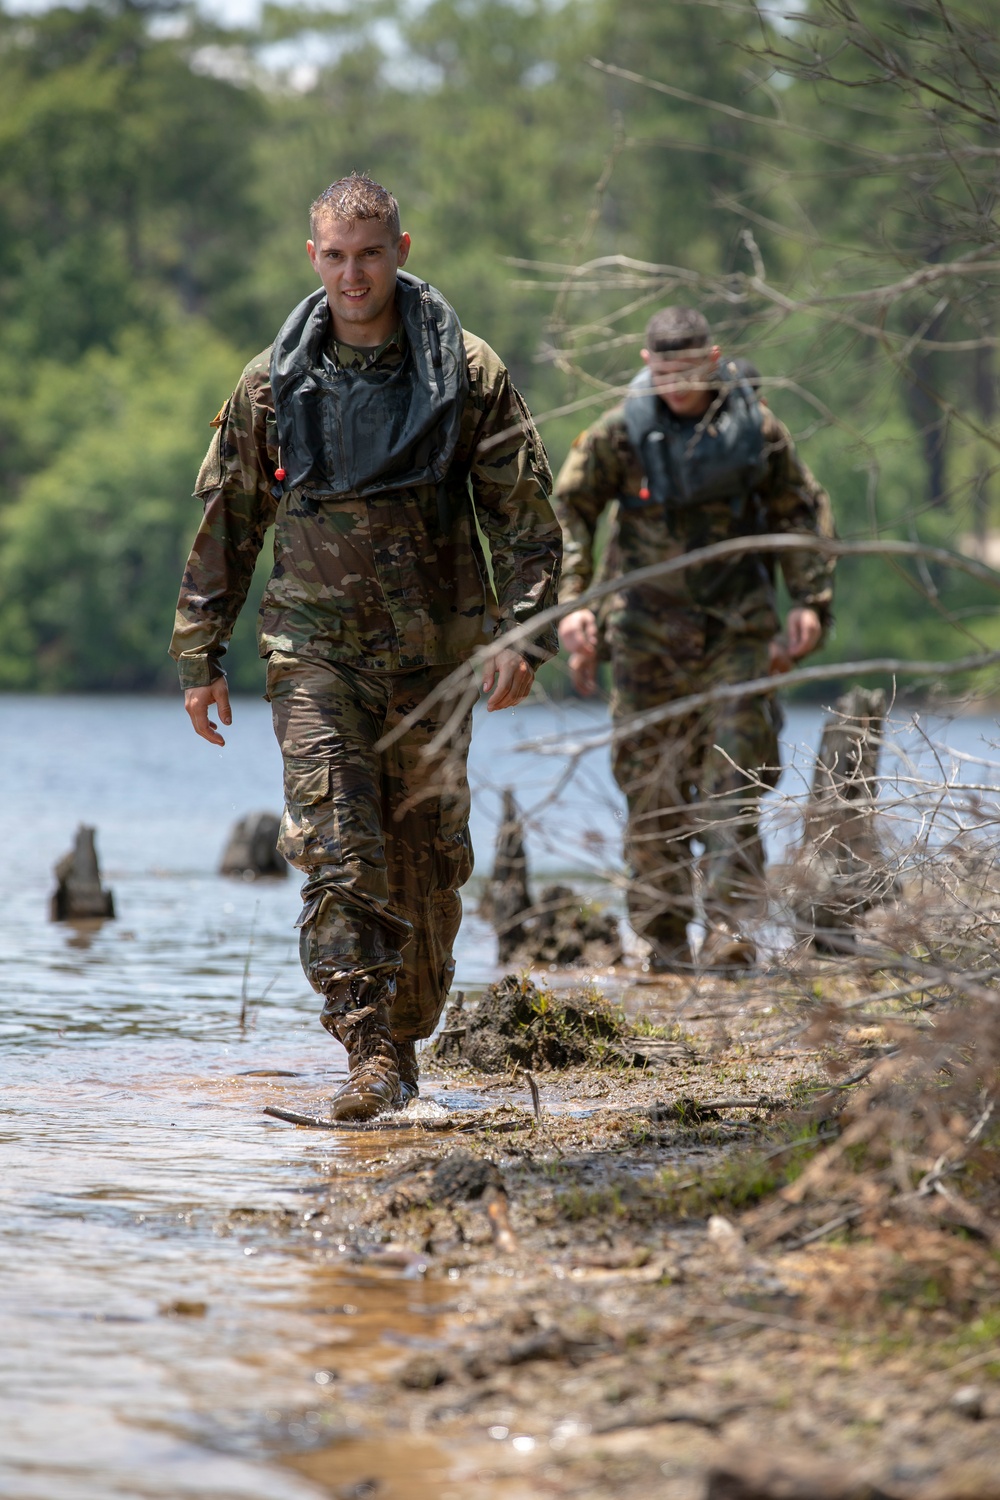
[
  {"xmin": 621, "ymin": 363, "xmax": 772, "ymax": 606},
  {"xmin": 269, "ymin": 271, "xmax": 468, "ymax": 502},
  {"xmin": 622, "ymin": 363, "xmax": 768, "ymax": 517}
]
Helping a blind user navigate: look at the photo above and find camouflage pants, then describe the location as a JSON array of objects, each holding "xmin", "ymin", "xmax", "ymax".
[
  {"xmin": 608, "ymin": 614, "xmax": 780, "ymax": 952},
  {"xmin": 267, "ymin": 652, "xmax": 474, "ymax": 1041}
]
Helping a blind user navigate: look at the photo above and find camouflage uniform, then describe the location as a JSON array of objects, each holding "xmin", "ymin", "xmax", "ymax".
[
  {"xmin": 553, "ymin": 393, "xmax": 834, "ymax": 955},
  {"xmin": 171, "ymin": 322, "xmax": 560, "ymax": 1039}
]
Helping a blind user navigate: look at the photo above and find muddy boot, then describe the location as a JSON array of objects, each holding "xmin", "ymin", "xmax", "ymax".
[
  {"xmin": 645, "ymin": 939, "xmax": 693, "ymax": 976},
  {"xmin": 394, "ymin": 1040, "xmax": 419, "ymax": 1107},
  {"xmin": 321, "ymin": 977, "xmax": 400, "ymax": 1122},
  {"xmin": 642, "ymin": 922, "xmax": 693, "ymax": 977},
  {"xmin": 698, "ymin": 920, "xmax": 757, "ymax": 975}
]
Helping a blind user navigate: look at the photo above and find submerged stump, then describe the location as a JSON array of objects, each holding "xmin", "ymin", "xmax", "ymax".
[
  {"xmin": 480, "ymin": 789, "xmax": 532, "ymax": 961},
  {"xmin": 51, "ymin": 825, "xmax": 115, "ymax": 921},
  {"xmin": 480, "ymin": 790, "xmax": 622, "ymax": 969},
  {"xmin": 789, "ymin": 687, "xmax": 899, "ymax": 951},
  {"xmin": 219, "ymin": 812, "xmax": 287, "ymax": 879}
]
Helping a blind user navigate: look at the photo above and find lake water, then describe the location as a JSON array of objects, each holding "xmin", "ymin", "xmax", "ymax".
[{"xmin": 1, "ymin": 692, "xmax": 998, "ymax": 1497}]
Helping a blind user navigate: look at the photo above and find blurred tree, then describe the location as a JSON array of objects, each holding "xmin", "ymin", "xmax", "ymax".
[{"xmin": 0, "ymin": 317, "xmax": 251, "ymax": 690}]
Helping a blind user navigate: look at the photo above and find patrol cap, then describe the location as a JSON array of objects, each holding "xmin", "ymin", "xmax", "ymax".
[{"xmin": 645, "ymin": 306, "xmax": 711, "ymax": 353}]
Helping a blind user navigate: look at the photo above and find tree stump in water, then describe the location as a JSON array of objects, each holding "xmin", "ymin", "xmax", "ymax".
[
  {"xmin": 51, "ymin": 825, "xmax": 115, "ymax": 921},
  {"xmin": 219, "ymin": 812, "xmax": 287, "ymax": 878},
  {"xmin": 789, "ymin": 687, "xmax": 898, "ymax": 951},
  {"xmin": 479, "ymin": 791, "xmax": 622, "ymax": 968},
  {"xmin": 480, "ymin": 789, "xmax": 532, "ymax": 962}
]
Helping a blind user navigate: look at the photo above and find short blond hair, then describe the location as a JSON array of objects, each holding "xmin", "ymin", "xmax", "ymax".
[{"xmin": 309, "ymin": 173, "xmax": 400, "ymax": 240}]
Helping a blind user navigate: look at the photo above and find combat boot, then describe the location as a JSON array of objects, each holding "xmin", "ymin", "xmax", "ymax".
[
  {"xmin": 394, "ymin": 1040, "xmax": 420, "ymax": 1107},
  {"xmin": 321, "ymin": 977, "xmax": 400, "ymax": 1122},
  {"xmin": 698, "ymin": 919, "xmax": 756, "ymax": 974}
]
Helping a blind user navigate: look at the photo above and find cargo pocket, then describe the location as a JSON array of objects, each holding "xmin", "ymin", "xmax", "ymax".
[
  {"xmin": 434, "ymin": 780, "xmax": 474, "ymax": 890},
  {"xmin": 279, "ymin": 755, "xmax": 335, "ymax": 868}
]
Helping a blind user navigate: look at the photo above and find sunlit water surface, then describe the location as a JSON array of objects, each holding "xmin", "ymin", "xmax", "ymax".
[{"xmin": 1, "ymin": 693, "xmax": 997, "ymax": 1496}]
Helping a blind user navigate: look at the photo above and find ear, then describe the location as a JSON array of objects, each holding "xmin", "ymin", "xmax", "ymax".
[
  {"xmin": 307, "ymin": 239, "xmax": 319, "ymax": 276},
  {"xmin": 710, "ymin": 344, "xmax": 721, "ymax": 362},
  {"xmin": 396, "ymin": 232, "xmax": 411, "ymax": 268},
  {"xmin": 640, "ymin": 347, "xmax": 650, "ymax": 366}
]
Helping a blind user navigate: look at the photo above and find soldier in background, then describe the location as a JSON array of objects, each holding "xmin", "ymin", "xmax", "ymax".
[
  {"xmin": 553, "ymin": 308, "xmax": 834, "ymax": 972},
  {"xmin": 171, "ymin": 173, "xmax": 561, "ymax": 1118}
]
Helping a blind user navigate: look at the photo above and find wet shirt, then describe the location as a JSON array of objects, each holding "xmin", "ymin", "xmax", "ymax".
[
  {"xmin": 170, "ymin": 325, "xmax": 561, "ymax": 688},
  {"xmin": 552, "ymin": 397, "xmax": 835, "ymax": 635}
]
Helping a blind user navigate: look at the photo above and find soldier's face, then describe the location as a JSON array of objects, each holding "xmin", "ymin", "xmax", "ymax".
[
  {"xmin": 642, "ymin": 345, "xmax": 720, "ymax": 417},
  {"xmin": 307, "ymin": 216, "xmax": 411, "ymax": 340}
]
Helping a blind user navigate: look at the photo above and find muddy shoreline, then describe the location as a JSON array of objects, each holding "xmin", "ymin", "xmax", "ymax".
[{"xmin": 251, "ymin": 968, "xmax": 1000, "ymax": 1500}]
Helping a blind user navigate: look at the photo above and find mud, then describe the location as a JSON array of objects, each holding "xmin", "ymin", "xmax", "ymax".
[
  {"xmin": 432, "ymin": 974, "xmax": 692, "ymax": 1073},
  {"xmin": 259, "ymin": 967, "xmax": 1000, "ymax": 1500}
]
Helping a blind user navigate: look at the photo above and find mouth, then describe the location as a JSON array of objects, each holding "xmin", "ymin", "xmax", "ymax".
[{"xmin": 341, "ymin": 288, "xmax": 370, "ymax": 302}]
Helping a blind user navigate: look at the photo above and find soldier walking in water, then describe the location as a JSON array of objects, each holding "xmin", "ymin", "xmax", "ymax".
[
  {"xmin": 171, "ymin": 174, "xmax": 561, "ymax": 1117},
  {"xmin": 553, "ymin": 307, "xmax": 834, "ymax": 972}
]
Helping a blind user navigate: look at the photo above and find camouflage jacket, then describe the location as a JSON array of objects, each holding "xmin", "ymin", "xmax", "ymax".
[
  {"xmin": 170, "ymin": 324, "xmax": 561, "ymax": 688},
  {"xmin": 553, "ymin": 395, "xmax": 834, "ymax": 640}
]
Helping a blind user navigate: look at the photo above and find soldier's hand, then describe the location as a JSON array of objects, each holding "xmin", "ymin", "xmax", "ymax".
[
  {"xmin": 769, "ymin": 636, "xmax": 793, "ymax": 675},
  {"xmin": 786, "ymin": 607, "xmax": 822, "ymax": 661},
  {"xmin": 559, "ymin": 607, "xmax": 599, "ymax": 698},
  {"xmin": 559, "ymin": 607, "xmax": 598, "ymax": 657},
  {"xmin": 482, "ymin": 647, "xmax": 534, "ymax": 711},
  {"xmin": 184, "ymin": 680, "xmax": 232, "ymax": 746}
]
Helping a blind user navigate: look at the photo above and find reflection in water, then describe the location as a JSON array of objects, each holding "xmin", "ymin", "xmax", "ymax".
[
  {"xmin": 63, "ymin": 918, "xmax": 111, "ymax": 951},
  {"xmin": 0, "ymin": 694, "xmax": 996, "ymax": 1496}
]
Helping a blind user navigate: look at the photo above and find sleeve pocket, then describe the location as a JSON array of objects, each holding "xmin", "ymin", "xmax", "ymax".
[{"xmin": 194, "ymin": 399, "xmax": 232, "ymax": 496}]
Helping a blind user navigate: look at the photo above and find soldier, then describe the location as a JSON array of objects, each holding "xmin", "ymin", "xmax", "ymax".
[
  {"xmin": 553, "ymin": 307, "xmax": 834, "ymax": 972},
  {"xmin": 170, "ymin": 173, "xmax": 561, "ymax": 1117}
]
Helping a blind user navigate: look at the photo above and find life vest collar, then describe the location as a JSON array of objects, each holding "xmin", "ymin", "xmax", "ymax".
[{"xmin": 270, "ymin": 271, "xmax": 469, "ymax": 500}]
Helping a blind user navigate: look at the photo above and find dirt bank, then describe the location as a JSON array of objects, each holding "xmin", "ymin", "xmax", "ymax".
[{"xmin": 258, "ymin": 968, "xmax": 1000, "ymax": 1500}]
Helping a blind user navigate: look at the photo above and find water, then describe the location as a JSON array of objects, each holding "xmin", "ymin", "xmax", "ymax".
[{"xmin": 1, "ymin": 692, "xmax": 998, "ymax": 1497}]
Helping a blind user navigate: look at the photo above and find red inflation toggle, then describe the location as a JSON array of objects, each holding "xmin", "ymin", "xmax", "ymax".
[
  {"xmin": 639, "ymin": 486, "xmax": 650, "ymax": 501},
  {"xmin": 274, "ymin": 468, "xmax": 286, "ymax": 482}
]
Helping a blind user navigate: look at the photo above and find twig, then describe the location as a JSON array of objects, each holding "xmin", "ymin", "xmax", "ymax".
[
  {"xmin": 687, "ymin": 1302, "xmax": 871, "ymax": 1341},
  {"xmin": 376, "ymin": 534, "xmax": 1000, "ymax": 756},
  {"xmin": 945, "ymin": 1345, "xmax": 1000, "ymax": 1377},
  {"xmin": 521, "ymin": 1068, "xmax": 543, "ymax": 1120},
  {"xmin": 785, "ymin": 1207, "xmax": 864, "ymax": 1250},
  {"xmin": 239, "ymin": 901, "xmax": 259, "ymax": 1033}
]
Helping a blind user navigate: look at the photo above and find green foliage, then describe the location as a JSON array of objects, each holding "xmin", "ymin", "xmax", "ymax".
[
  {"xmin": 0, "ymin": 317, "xmax": 247, "ymax": 689},
  {"xmin": 0, "ymin": 0, "xmax": 996, "ymax": 690}
]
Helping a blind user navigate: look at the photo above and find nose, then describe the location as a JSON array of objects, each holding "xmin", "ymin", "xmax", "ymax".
[{"xmin": 342, "ymin": 257, "xmax": 368, "ymax": 285}]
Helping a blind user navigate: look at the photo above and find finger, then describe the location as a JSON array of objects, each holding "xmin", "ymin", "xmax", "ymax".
[
  {"xmin": 570, "ymin": 655, "xmax": 596, "ymax": 696},
  {"xmin": 486, "ymin": 665, "xmax": 517, "ymax": 710},
  {"xmin": 215, "ymin": 682, "xmax": 233, "ymax": 726},
  {"xmin": 186, "ymin": 696, "xmax": 225, "ymax": 746},
  {"xmin": 486, "ymin": 656, "xmax": 529, "ymax": 711},
  {"xmin": 788, "ymin": 624, "xmax": 816, "ymax": 660},
  {"xmin": 507, "ymin": 665, "xmax": 534, "ymax": 705},
  {"xmin": 197, "ymin": 712, "xmax": 226, "ymax": 746}
]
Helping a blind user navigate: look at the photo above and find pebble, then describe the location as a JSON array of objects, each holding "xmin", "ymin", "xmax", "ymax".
[{"xmin": 950, "ymin": 1384, "xmax": 984, "ymax": 1420}]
